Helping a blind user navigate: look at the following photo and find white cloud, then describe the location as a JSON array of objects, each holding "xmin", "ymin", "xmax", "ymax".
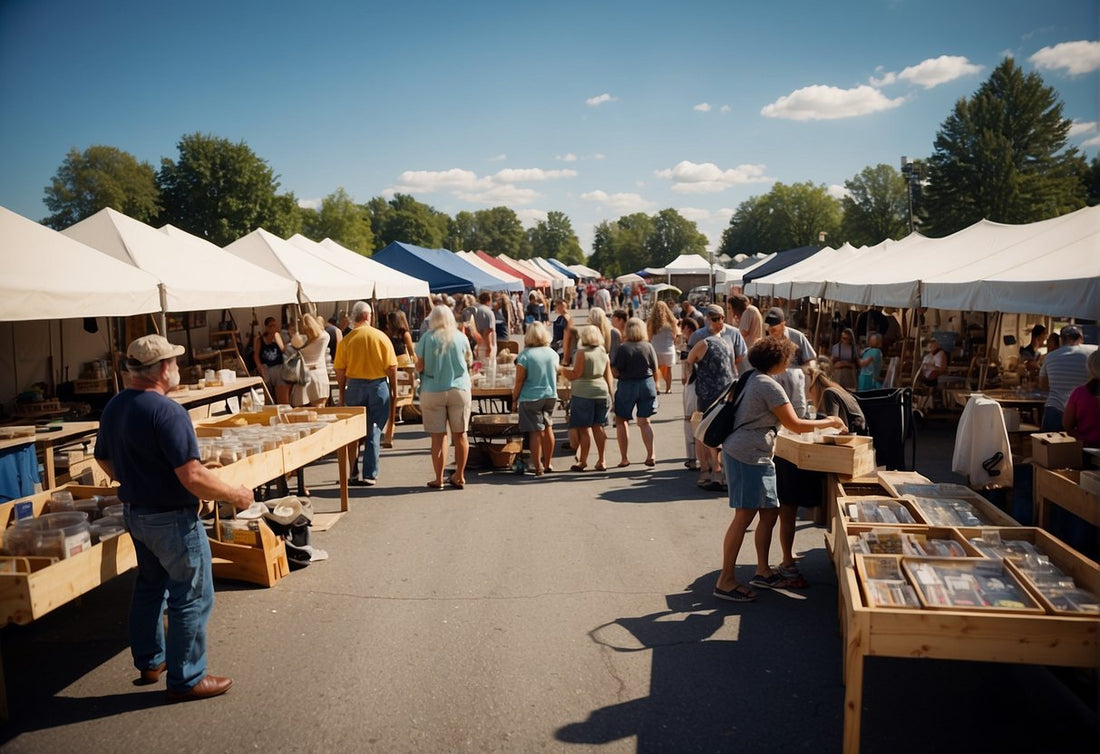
[
  {"xmin": 487, "ymin": 153, "xmax": 507, "ymax": 162},
  {"xmin": 592, "ymin": 153, "xmax": 606, "ymax": 160},
  {"xmin": 654, "ymin": 160, "xmax": 773, "ymax": 194},
  {"xmin": 586, "ymin": 93, "xmax": 616, "ymax": 107},
  {"xmin": 897, "ymin": 55, "xmax": 983, "ymax": 88},
  {"xmin": 677, "ymin": 207, "xmax": 712, "ymax": 222},
  {"xmin": 693, "ymin": 102, "xmax": 711, "ymax": 112},
  {"xmin": 762, "ymin": 84, "xmax": 906, "ymax": 120},
  {"xmin": 1083, "ymin": 134, "xmax": 1100, "ymax": 148},
  {"xmin": 827, "ymin": 184, "xmax": 850, "ymax": 200},
  {"xmin": 557, "ymin": 153, "xmax": 578, "ymax": 162},
  {"xmin": 1069, "ymin": 120, "xmax": 1098, "ymax": 137},
  {"xmin": 457, "ymin": 185, "xmax": 540, "ymax": 205},
  {"xmin": 516, "ymin": 208, "xmax": 548, "ymax": 227},
  {"xmin": 492, "ymin": 168, "xmax": 577, "ymax": 182},
  {"xmin": 580, "ymin": 190, "xmax": 654, "ymax": 212},
  {"xmin": 1030, "ymin": 40, "xmax": 1100, "ymax": 75},
  {"xmin": 870, "ymin": 56, "xmax": 982, "ymax": 89},
  {"xmin": 298, "ymin": 197, "xmax": 322, "ymax": 210},
  {"xmin": 719, "ymin": 105, "xmax": 731, "ymax": 113},
  {"xmin": 388, "ymin": 165, "xmax": 576, "ymax": 206}
]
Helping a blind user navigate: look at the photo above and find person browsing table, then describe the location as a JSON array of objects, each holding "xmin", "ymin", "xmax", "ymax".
[{"xmin": 95, "ymin": 335, "xmax": 254, "ymax": 702}]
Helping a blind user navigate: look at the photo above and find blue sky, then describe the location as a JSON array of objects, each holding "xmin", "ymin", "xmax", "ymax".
[{"xmin": 1, "ymin": 0, "xmax": 1096, "ymax": 254}]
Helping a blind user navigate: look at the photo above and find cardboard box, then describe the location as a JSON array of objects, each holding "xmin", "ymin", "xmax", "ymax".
[{"xmin": 1030, "ymin": 432, "xmax": 1083, "ymax": 469}]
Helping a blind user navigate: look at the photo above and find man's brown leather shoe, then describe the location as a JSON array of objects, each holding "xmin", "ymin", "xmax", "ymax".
[
  {"xmin": 165, "ymin": 675, "xmax": 232, "ymax": 702},
  {"xmin": 138, "ymin": 662, "xmax": 167, "ymax": 685}
]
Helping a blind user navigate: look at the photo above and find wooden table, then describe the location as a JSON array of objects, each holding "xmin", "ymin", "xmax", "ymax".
[
  {"xmin": 831, "ymin": 496, "xmax": 1099, "ymax": 753},
  {"xmin": 1033, "ymin": 465, "xmax": 1099, "ymax": 529},
  {"xmin": 972, "ymin": 388, "xmax": 1047, "ymax": 425},
  {"xmin": 169, "ymin": 376, "xmax": 265, "ymax": 419},
  {"xmin": 471, "ymin": 385, "xmax": 514, "ymax": 414},
  {"xmin": 32, "ymin": 422, "xmax": 100, "ymax": 490}
]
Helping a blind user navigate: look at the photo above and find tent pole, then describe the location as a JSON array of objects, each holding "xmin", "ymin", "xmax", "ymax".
[
  {"xmin": 47, "ymin": 320, "xmax": 56, "ymax": 396},
  {"xmin": 157, "ymin": 283, "xmax": 168, "ymax": 336},
  {"xmin": 10, "ymin": 326, "xmax": 18, "ymax": 396}
]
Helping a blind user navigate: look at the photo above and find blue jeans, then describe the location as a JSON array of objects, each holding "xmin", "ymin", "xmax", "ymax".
[
  {"xmin": 124, "ymin": 506, "xmax": 213, "ymax": 693},
  {"xmin": 346, "ymin": 377, "xmax": 390, "ymax": 480}
]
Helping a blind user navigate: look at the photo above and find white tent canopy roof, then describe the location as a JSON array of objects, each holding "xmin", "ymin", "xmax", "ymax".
[
  {"xmin": 456, "ymin": 251, "xmax": 525, "ymax": 290},
  {"xmin": 654, "ymin": 253, "xmax": 714, "ymax": 275},
  {"xmin": 224, "ymin": 228, "xmax": 370, "ymax": 304},
  {"xmin": 528, "ymin": 258, "xmax": 569, "ymax": 289},
  {"xmin": 63, "ymin": 208, "xmax": 297, "ymax": 312},
  {"xmin": 920, "ymin": 205, "xmax": 1100, "ymax": 318},
  {"xmin": 287, "ymin": 235, "xmax": 430, "ymax": 300},
  {"xmin": 568, "ymin": 263, "xmax": 602, "ymax": 278},
  {"xmin": 1, "ymin": 205, "xmax": 162, "ymax": 321}
]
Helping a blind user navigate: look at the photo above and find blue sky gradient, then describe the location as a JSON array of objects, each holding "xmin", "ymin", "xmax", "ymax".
[{"xmin": 1, "ymin": 0, "xmax": 1096, "ymax": 252}]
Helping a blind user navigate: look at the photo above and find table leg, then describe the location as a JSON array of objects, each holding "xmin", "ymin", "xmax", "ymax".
[
  {"xmin": 842, "ymin": 625, "xmax": 865, "ymax": 754},
  {"xmin": 42, "ymin": 446, "xmax": 56, "ymax": 490},
  {"xmin": 338, "ymin": 442, "xmax": 350, "ymax": 513}
]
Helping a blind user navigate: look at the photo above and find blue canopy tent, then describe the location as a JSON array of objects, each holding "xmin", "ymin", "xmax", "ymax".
[
  {"xmin": 543, "ymin": 258, "xmax": 579, "ymax": 280},
  {"xmin": 741, "ymin": 245, "xmax": 822, "ymax": 285},
  {"xmin": 373, "ymin": 242, "xmax": 523, "ymax": 294}
]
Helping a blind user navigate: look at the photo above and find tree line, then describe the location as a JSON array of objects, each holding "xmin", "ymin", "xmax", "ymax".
[{"xmin": 41, "ymin": 59, "xmax": 1096, "ymax": 272}]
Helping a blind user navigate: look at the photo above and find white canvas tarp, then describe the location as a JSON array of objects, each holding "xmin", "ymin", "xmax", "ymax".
[
  {"xmin": 530, "ymin": 258, "xmax": 571, "ymax": 289},
  {"xmin": 920, "ymin": 205, "xmax": 1100, "ymax": 318},
  {"xmin": 1, "ymin": 206, "xmax": 161, "ymax": 321},
  {"xmin": 63, "ymin": 208, "xmax": 297, "ymax": 312},
  {"xmin": 285, "ymin": 235, "xmax": 429, "ymax": 300},
  {"xmin": 568, "ymin": 263, "xmax": 602, "ymax": 279},
  {"xmin": 224, "ymin": 228, "xmax": 371, "ymax": 304},
  {"xmin": 656, "ymin": 253, "xmax": 713, "ymax": 275}
]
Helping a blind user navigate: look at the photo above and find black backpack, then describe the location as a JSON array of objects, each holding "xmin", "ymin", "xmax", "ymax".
[{"xmin": 700, "ymin": 370, "xmax": 757, "ymax": 448}]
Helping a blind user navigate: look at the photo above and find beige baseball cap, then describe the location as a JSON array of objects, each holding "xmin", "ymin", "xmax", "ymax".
[{"xmin": 127, "ymin": 334, "xmax": 185, "ymax": 366}]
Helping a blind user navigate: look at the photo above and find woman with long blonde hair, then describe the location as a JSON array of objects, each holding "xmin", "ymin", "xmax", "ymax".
[
  {"xmin": 646, "ymin": 300, "xmax": 677, "ymax": 393},
  {"xmin": 415, "ymin": 305, "xmax": 473, "ymax": 489}
]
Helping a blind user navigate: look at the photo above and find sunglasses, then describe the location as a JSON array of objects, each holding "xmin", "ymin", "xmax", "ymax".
[{"xmin": 708, "ymin": 315, "xmax": 723, "ymax": 322}]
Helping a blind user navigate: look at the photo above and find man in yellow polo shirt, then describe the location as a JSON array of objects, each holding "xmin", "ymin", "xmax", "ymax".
[{"xmin": 334, "ymin": 301, "xmax": 398, "ymax": 485}]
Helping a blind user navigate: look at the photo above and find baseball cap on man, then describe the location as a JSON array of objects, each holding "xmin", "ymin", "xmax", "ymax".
[
  {"xmin": 705, "ymin": 304, "xmax": 725, "ymax": 319},
  {"xmin": 764, "ymin": 307, "xmax": 786, "ymax": 326},
  {"xmin": 127, "ymin": 334, "xmax": 185, "ymax": 367}
]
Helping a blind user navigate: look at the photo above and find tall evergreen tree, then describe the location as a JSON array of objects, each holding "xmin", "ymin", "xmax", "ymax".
[{"xmin": 921, "ymin": 58, "xmax": 1086, "ymax": 236}]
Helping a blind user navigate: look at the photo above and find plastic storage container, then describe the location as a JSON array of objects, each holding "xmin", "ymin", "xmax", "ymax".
[{"xmin": 29, "ymin": 512, "xmax": 92, "ymax": 559}]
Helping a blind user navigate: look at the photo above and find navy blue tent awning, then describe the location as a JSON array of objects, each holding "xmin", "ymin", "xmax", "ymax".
[
  {"xmin": 543, "ymin": 258, "xmax": 578, "ymax": 280},
  {"xmin": 741, "ymin": 245, "xmax": 822, "ymax": 285},
  {"xmin": 373, "ymin": 242, "xmax": 522, "ymax": 294}
]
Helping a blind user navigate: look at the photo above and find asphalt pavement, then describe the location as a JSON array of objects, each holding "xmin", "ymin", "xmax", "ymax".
[{"xmin": 1, "ymin": 358, "xmax": 1096, "ymax": 752}]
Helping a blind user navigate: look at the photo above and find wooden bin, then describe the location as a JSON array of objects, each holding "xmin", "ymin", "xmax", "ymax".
[
  {"xmin": 208, "ymin": 513, "xmax": 288, "ymax": 588},
  {"xmin": 0, "ymin": 534, "xmax": 136, "ymax": 626},
  {"xmin": 776, "ymin": 433, "xmax": 876, "ymax": 478}
]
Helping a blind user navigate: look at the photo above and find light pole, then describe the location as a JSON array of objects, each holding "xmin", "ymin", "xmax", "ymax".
[
  {"xmin": 708, "ymin": 250, "xmax": 715, "ymax": 303},
  {"xmin": 900, "ymin": 156, "xmax": 919, "ymax": 235}
]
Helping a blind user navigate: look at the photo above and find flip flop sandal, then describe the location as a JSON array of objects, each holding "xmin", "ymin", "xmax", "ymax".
[
  {"xmin": 713, "ymin": 584, "xmax": 756, "ymax": 602},
  {"xmin": 570, "ymin": 464, "xmax": 588, "ymax": 472}
]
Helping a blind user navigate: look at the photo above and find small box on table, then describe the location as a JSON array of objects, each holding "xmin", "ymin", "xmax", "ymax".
[{"xmin": 1030, "ymin": 432, "xmax": 1083, "ymax": 469}]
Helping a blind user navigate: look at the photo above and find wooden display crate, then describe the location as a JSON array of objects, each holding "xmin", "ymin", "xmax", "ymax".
[
  {"xmin": 956, "ymin": 526, "xmax": 1100, "ymax": 618},
  {"xmin": 208, "ymin": 516, "xmax": 288, "ymax": 588},
  {"xmin": 836, "ymin": 495, "xmax": 925, "ymax": 527},
  {"xmin": 846, "ymin": 524, "xmax": 980, "ymax": 559},
  {"xmin": 903, "ymin": 489, "xmax": 1019, "ymax": 528},
  {"xmin": 775, "ymin": 433, "xmax": 876, "ymax": 478},
  {"xmin": 72, "ymin": 378, "xmax": 110, "ymax": 395},
  {"xmin": 0, "ymin": 534, "xmax": 136, "ymax": 626},
  {"xmin": 901, "ymin": 557, "xmax": 1045, "ymax": 615}
]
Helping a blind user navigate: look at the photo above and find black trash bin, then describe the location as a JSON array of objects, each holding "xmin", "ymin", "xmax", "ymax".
[{"xmin": 854, "ymin": 387, "xmax": 916, "ymax": 471}]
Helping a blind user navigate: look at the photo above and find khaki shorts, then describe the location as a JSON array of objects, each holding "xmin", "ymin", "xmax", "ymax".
[{"xmin": 420, "ymin": 388, "xmax": 472, "ymax": 434}]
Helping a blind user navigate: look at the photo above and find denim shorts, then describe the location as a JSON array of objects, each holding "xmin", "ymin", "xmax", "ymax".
[
  {"xmin": 723, "ymin": 454, "xmax": 779, "ymax": 509},
  {"xmin": 614, "ymin": 377, "xmax": 657, "ymax": 420},
  {"xmin": 569, "ymin": 396, "xmax": 608, "ymax": 428}
]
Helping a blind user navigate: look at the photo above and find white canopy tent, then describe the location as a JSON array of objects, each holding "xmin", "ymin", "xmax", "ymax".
[
  {"xmin": 921, "ymin": 205, "xmax": 1100, "ymax": 318},
  {"xmin": 1, "ymin": 206, "xmax": 161, "ymax": 321},
  {"xmin": 824, "ymin": 213, "xmax": 1077, "ymax": 308},
  {"xmin": 655, "ymin": 253, "xmax": 713, "ymax": 276},
  {"xmin": 456, "ymin": 251, "xmax": 526, "ymax": 290},
  {"xmin": 223, "ymin": 228, "xmax": 371, "ymax": 305},
  {"xmin": 63, "ymin": 208, "xmax": 298, "ymax": 314},
  {"xmin": 285, "ymin": 235, "xmax": 429, "ymax": 300},
  {"xmin": 530, "ymin": 258, "xmax": 571, "ymax": 290},
  {"xmin": 722, "ymin": 254, "xmax": 776, "ymax": 295},
  {"xmin": 568, "ymin": 263, "xmax": 602, "ymax": 279},
  {"xmin": 615, "ymin": 272, "xmax": 645, "ymax": 285},
  {"xmin": 746, "ymin": 243, "xmax": 867, "ymax": 300}
]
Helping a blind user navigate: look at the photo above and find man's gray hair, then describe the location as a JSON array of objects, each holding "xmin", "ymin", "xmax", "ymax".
[{"xmin": 351, "ymin": 301, "xmax": 371, "ymax": 323}]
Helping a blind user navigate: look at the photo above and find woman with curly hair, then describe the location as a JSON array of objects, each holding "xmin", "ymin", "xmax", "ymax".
[
  {"xmin": 646, "ymin": 300, "xmax": 677, "ymax": 393},
  {"xmin": 712, "ymin": 337, "xmax": 846, "ymax": 603}
]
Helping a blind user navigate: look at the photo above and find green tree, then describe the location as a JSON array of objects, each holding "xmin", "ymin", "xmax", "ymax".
[
  {"xmin": 368, "ymin": 193, "xmax": 450, "ymax": 249},
  {"xmin": 718, "ymin": 182, "xmax": 841, "ymax": 255},
  {"xmin": 450, "ymin": 210, "xmax": 478, "ymax": 251},
  {"xmin": 528, "ymin": 211, "xmax": 584, "ymax": 264},
  {"xmin": 921, "ymin": 58, "xmax": 1086, "ymax": 236},
  {"xmin": 157, "ymin": 133, "xmax": 296, "ymax": 246},
  {"xmin": 1084, "ymin": 156, "xmax": 1100, "ymax": 207},
  {"xmin": 301, "ymin": 188, "xmax": 373, "ymax": 253},
  {"xmin": 588, "ymin": 220, "xmax": 621, "ymax": 277},
  {"xmin": 840, "ymin": 164, "xmax": 910, "ymax": 246},
  {"xmin": 646, "ymin": 208, "xmax": 708, "ymax": 265},
  {"xmin": 42, "ymin": 145, "xmax": 159, "ymax": 229}
]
